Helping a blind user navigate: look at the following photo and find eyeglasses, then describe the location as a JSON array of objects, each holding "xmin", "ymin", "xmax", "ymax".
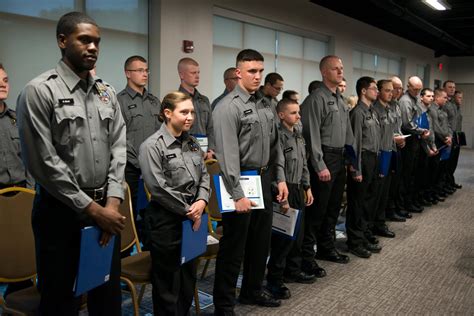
[
  {"xmin": 127, "ymin": 68, "xmax": 150, "ymax": 74},
  {"xmin": 367, "ymin": 87, "xmax": 379, "ymax": 92}
]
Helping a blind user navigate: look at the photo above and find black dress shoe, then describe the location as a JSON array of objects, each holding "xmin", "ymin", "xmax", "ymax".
[
  {"xmin": 266, "ymin": 282, "xmax": 291, "ymax": 300},
  {"xmin": 428, "ymin": 197, "xmax": 439, "ymax": 205},
  {"xmin": 349, "ymin": 246, "xmax": 371, "ymax": 258},
  {"xmin": 239, "ymin": 290, "xmax": 281, "ymax": 307},
  {"xmin": 373, "ymin": 226, "xmax": 395, "ymax": 238},
  {"xmin": 284, "ymin": 270, "xmax": 318, "ymax": 283},
  {"xmin": 437, "ymin": 191, "xmax": 448, "ymax": 198},
  {"xmin": 418, "ymin": 198, "xmax": 432, "ymax": 207},
  {"xmin": 387, "ymin": 213, "xmax": 406, "ymax": 222},
  {"xmin": 301, "ymin": 261, "xmax": 326, "ymax": 279},
  {"xmin": 365, "ymin": 233, "xmax": 379, "ymax": 244},
  {"xmin": 365, "ymin": 243, "xmax": 382, "ymax": 253},
  {"xmin": 454, "ymin": 183, "xmax": 462, "ymax": 189},
  {"xmin": 406, "ymin": 204, "xmax": 423, "ymax": 213},
  {"xmin": 443, "ymin": 188, "xmax": 454, "ymax": 195},
  {"xmin": 315, "ymin": 250, "xmax": 350, "ymax": 264},
  {"xmin": 397, "ymin": 210, "xmax": 412, "ymax": 218}
]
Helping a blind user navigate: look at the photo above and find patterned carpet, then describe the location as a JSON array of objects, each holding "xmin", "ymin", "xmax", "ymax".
[
  {"xmin": 123, "ymin": 148, "xmax": 474, "ymax": 315},
  {"xmin": 3, "ymin": 150, "xmax": 473, "ymax": 315}
]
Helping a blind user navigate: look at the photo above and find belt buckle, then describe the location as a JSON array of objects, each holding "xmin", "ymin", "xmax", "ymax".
[{"xmin": 93, "ymin": 187, "xmax": 104, "ymax": 201}]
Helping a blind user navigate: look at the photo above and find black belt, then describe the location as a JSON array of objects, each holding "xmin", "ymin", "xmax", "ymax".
[
  {"xmin": 242, "ymin": 166, "xmax": 269, "ymax": 175},
  {"xmin": 322, "ymin": 145, "xmax": 344, "ymax": 154},
  {"xmin": 83, "ymin": 184, "xmax": 107, "ymax": 202}
]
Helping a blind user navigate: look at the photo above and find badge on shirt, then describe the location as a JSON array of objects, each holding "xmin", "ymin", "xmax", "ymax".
[
  {"xmin": 58, "ymin": 98, "xmax": 74, "ymax": 106},
  {"xmin": 188, "ymin": 141, "xmax": 200, "ymax": 152},
  {"xmin": 284, "ymin": 147, "xmax": 293, "ymax": 153},
  {"xmin": 243, "ymin": 109, "xmax": 253, "ymax": 116},
  {"xmin": 166, "ymin": 153, "xmax": 177, "ymax": 160},
  {"xmin": 328, "ymin": 101, "xmax": 335, "ymax": 105},
  {"xmin": 95, "ymin": 82, "xmax": 111, "ymax": 104},
  {"xmin": 128, "ymin": 104, "xmax": 137, "ymax": 110}
]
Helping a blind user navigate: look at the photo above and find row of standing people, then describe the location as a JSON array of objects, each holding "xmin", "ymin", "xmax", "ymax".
[{"xmin": 2, "ymin": 11, "xmax": 464, "ymax": 316}]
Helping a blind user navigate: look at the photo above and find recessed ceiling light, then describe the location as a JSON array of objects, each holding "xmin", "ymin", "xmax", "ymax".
[{"xmin": 422, "ymin": 0, "xmax": 451, "ymax": 11}]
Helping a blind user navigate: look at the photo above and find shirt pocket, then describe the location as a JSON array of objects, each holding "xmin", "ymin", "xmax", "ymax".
[
  {"xmin": 9, "ymin": 128, "xmax": 21, "ymax": 155},
  {"xmin": 97, "ymin": 106, "xmax": 115, "ymax": 143},
  {"xmin": 149, "ymin": 106, "xmax": 161, "ymax": 130},
  {"xmin": 240, "ymin": 113, "xmax": 260, "ymax": 145},
  {"xmin": 54, "ymin": 106, "xmax": 86, "ymax": 145},
  {"xmin": 163, "ymin": 157, "xmax": 188, "ymax": 188}
]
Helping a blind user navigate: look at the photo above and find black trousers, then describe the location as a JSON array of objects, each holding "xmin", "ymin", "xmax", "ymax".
[
  {"xmin": 346, "ymin": 151, "xmax": 378, "ymax": 248},
  {"xmin": 144, "ymin": 201, "xmax": 197, "ymax": 316},
  {"xmin": 32, "ymin": 187, "xmax": 121, "ymax": 316},
  {"xmin": 400, "ymin": 136, "xmax": 421, "ymax": 207},
  {"xmin": 301, "ymin": 150, "xmax": 346, "ymax": 262},
  {"xmin": 372, "ymin": 171, "xmax": 390, "ymax": 230},
  {"xmin": 447, "ymin": 144, "xmax": 461, "ymax": 186},
  {"xmin": 266, "ymin": 183, "xmax": 305, "ymax": 284},
  {"xmin": 124, "ymin": 162, "xmax": 141, "ymax": 221},
  {"xmin": 427, "ymin": 154, "xmax": 440, "ymax": 193},
  {"xmin": 213, "ymin": 168, "xmax": 273, "ymax": 312},
  {"xmin": 387, "ymin": 150, "xmax": 403, "ymax": 216}
]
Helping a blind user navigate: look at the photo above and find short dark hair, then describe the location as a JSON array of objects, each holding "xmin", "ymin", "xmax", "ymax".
[
  {"xmin": 356, "ymin": 76, "xmax": 376, "ymax": 98},
  {"xmin": 276, "ymin": 97, "xmax": 298, "ymax": 113},
  {"xmin": 124, "ymin": 55, "xmax": 147, "ymax": 70},
  {"xmin": 223, "ymin": 67, "xmax": 237, "ymax": 80},
  {"xmin": 454, "ymin": 90, "xmax": 463, "ymax": 95},
  {"xmin": 434, "ymin": 88, "xmax": 446, "ymax": 97},
  {"xmin": 264, "ymin": 72, "xmax": 284, "ymax": 86},
  {"xmin": 377, "ymin": 79, "xmax": 392, "ymax": 91},
  {"xmin": 236, "ymin": 49, "xmax": 264, "ymax": 66},
  {"xmin": 56, "ymin": 12, "xmax": 97, "ymax": 39},
  {"xmin": 0, "ymin": 63, "xmax": 4, "ymax": 71},
  {"xmin": 420, "ymin": 88, "xmax": 433, "ymax": 96},
  {"xmin": 282, "ymin": 90, "xmax": 298, "ymax": 101},
  {"xmin": 442, "ymin": 80, "xmax": 455, "ymax": 87},
  {"xmin": 308, "ymin": 80, "xmax": 323, "ymax": 94}
]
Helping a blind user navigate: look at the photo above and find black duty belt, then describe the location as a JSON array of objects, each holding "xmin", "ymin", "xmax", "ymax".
[
  {"xmin": 83, "ymin": 184, "xmax": 107, "ymax": 202},
  {"xmin": 322, "ymin": 145, "xmax": 344, "ymax": 154}
]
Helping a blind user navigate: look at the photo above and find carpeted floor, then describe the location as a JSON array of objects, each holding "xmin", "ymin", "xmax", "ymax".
[
  {"xmin": 3, "ymin": 150, "xmax": 473, "ymax": 315},
  {"xmin": 121, "ymin": 148, "xmax": 474, "ymax": 315}
]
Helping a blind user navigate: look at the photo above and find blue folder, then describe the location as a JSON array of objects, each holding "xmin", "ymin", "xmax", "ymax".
[
  {"xmin": 271, "ymin": 203, "xmax": 303, "ymax": 240},
  {"xmin": 379, "ymin": 150, "xmax": 392, "ymax": 177},
  {"xmin": 74, "ymin": 226, "xmax": 115, "ymax": 296},
  {"xmin": 415, "ymin": 112, "xmax": 429, "ymax": 129},
  {"xmin": 439, "ymin": 145, "xmax": 452, "ymax": 161},
  {"xmin": 181, "ymin": 213, "xmax": 208, "ymax": 265},
  {"xmin": 344, "ymin": 144, "xmax": 359, "ymax": 170},
  {"xmin": 213, "ymin": 170, "xmax": 258, "ymax": 213}
]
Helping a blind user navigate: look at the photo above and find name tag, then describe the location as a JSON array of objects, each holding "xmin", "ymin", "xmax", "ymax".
[
  {"xmin": 328, "ymin": 101, "xmax": 334, "ymax": 105},
  {"xmin": 244, "ymin": 109, "xmax": 253, "ymax": 116},
  {"xmin": 284, "ymin": 147, "xmax": 293, "ymax": 153},
  {"xmin": 166, "ymin": 153, "xmax": 177, "ymax": 160},
  {"xmin": 59, "ymin": 98, "xmax": 74, "ymax": 106},
  {"xmin": 128, "ymin": 104, "xmax": 137, "ymax": 109}
]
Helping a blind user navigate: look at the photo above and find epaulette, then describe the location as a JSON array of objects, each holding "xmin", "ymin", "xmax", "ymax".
[{"xmin": 46, "ymin": 74, "xmax": 58, "ymax": 81}]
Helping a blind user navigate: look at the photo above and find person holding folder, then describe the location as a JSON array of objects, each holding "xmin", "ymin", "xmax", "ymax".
[
  {"xmin": 138, "ymin": 91, "xmax": 210, "ymax": 315},
  {"xmin": 266, "ymin": 98, "xmax": 317, "ymax": 300},
  {"xmin": 16, "ymin": 12, "xmax": 126, "ymax": 315},
  {"xmin": 212, "ymin": 49, "xmax": 288, "ymax": 313}
]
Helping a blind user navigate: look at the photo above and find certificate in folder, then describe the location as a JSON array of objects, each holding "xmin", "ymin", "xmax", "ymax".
[
  {"xmin": 181, "ymin": 213, "xmax": 208, "ymax": 265},
  {"xmin": 213, "ymin": 170, "xmax": 265, "ymax": 213},
  {"xmin": 271, "ymin": 203, "xmax": 302, "ymax": 240},
  {"xmin": 379, "ymin": 150, "xmax": 392, "ymax": 177},
  {"xmin": 192, "ymin": 134, "xmax": 208, "ymax": 152},
  {"xmin": 73, "ymin": 226, "xmax": 115, "ymax": 296}
]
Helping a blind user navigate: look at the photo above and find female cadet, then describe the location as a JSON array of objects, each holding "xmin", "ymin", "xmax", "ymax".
[{"xmin": 138, "ymin": 91, "xmax": 210, "ymax": 315}]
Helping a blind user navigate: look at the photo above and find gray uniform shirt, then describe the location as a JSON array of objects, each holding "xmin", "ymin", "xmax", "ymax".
[
  {"xmin": 179, "ymin": 86, "xmax": 215, "ymax": 151},
  {"xmin": 350, "ymin": 101, "xmax": 380, "ymax": 176},
  {"xmin": 16, "ymin": 60, "xmax": 126, "ymax": 212},
  {"xmin": 0, "ymin": 104, "xmax": 34, "ymax": 187},
  {"xmin": 213, "ymin": 85, "xmax": 285, "ymax": 200},
  {"xmin": 373, "ymin": 100, "xmax": 395, "ymax": 152},
  {"xmin": 399, "ymin": 92, "xmax": 425, "ymax": 136},
  {"xmin": 117, "ymin": 85, "xmax": 161, "ymax": 168},
  {"xmin": 301, "ymin": 84, "xmax": 354, "ymax": 172},
  {"xmin": 211, "ymin": 89, "xmax": 230, "ymax": 111},
  {"xmin": 279, "ymin": 125, "xmax": 310, "ymax": 188},
  {"xmin": 139, "ymin": 124, "xmax": 210, "ymax": 216},
  {"xmin": 455, "ymin": 104, "xmax": 463, "ymax": 132},
  {"xmin": 431, "ymin": 103, "xmax": 452, "ymax": 143},
  {"xmin": 388, "ymin": 100, "xmax": 403, "ymax": 151},
  {"xmin": 442, "ymin": 99, "xmax": 457, "ymax": 133}
]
